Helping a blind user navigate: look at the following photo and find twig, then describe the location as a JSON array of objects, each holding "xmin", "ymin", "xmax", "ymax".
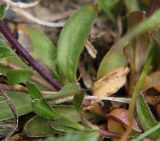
[
  {"xmin": 85, "ymin": 40, "xmax": 97, "ymax": 58},
  {"xmin": 10, "ymin": 7, "xmax": 65, "ymax": 28},
  {"xmin": 3, "ymin": 0, "xmax": 41, "ymax": 9},
  {"xmin": 46, "ymin": 95, "xmax": 130, "ymax": 104},
  {"xmin": 0, "ymin": 20, "xmax": 62, "ymax": 90}
]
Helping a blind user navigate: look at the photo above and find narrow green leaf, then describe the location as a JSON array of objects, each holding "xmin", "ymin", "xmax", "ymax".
[
  {"xmin": 0, "ymin": 4, "xmax": 5, "ymax": 20},
  {"xmin": 0, "ymin": 92, "xmax": 32, "ymax": 121},
  {"xmin": 137, "ymin": 95, "xmax": 160, "ymax": 139},
  {"xmin": 6, "ymin": 69, "xmax": 33, "ymax": 85},
  {"xmin": 44, "ymin": 131, "xmax": 99, "ymax": 141},
  {"xmin": 132, "ymin": 124, "xmax": 160, "ymax": 141},
  {"xmin": 124, "ymin": 0, "xmax": 139, "ymax": 13},
  {"xmin": 73, "ymin": 90, "xmax": 85, "ymax": 111},
  {"xmin": 28, "ymin": 82, "xmax": 57, "ymax": 119},
  {"xmin": 27, "ymin": 82, "xmax": 43, "ymax": 99},
  {"xmin": 24, "ymin": 116, "xmax": 54, "ymax": 137},
  {"xmin": 57, "ymin": 4, "xmax": 97, "ymax": 83},
  {"xmin": 98, "ymin": 0, "xmax": 118, "ymax": 23},
  {"xmin": 45, "ymin": 83, "xmax": 79, "ymax": 100}
]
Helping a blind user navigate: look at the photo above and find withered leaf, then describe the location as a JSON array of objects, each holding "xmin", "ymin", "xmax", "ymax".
[
  {"xmin": 105, "ymin": 108, "xmax": 142, "ymax": 132},
  {"xmin": 92, "ymin": 67, "xmax": 129, "ymax": 97}
]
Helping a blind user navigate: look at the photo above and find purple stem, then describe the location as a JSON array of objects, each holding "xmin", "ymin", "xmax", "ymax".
[
  {"xmin": 147, "ymin": 0, "xmax": 158, "ymax": 16},
  {"xmin": 0, "ymin": 20, "xmax": 62, "ymax": 90}
]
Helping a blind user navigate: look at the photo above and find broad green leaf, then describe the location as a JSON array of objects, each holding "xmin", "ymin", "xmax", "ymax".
[
  {"xmin": 73, "ymin": 90, "xmax": 85, "ymax": 111},
  {"xmin": 98, "ymin": 8, "xmax": 160, "ymax": 79},
  {"xmin": 6, "ymin": 69, "xmax": 33, "ymax": 85},
  {"xmin": 22, "ymin": 26, "xmax": 57, "ymax": 69},
  {"xmin": 24, "ymin": 116, "xmax": 54, "ymax": 137},
  {"xmin": 57, "ymin": 4, "xmax": 97, "ymax": 83},
  {"xmin": 97, "ymin": 48, "xmax": 127, "ymax": 79},
  {"xmin": 44, "ymin": 131, "xmax": 99, "ymax": 141},
  {"xmin": 97, "ymin": 0, "xmax": 119, "ymax": 22},
  {"xmin": 45, "ymin": 83, "xmax": 79, "ymax": 100},
  {"xmin": 0, "ymin": 4, "xmax": 5, "ymax": 20},
  {"xmin": 54, "ymin": 105, "xmax": 81, "ymax": 122},
  {"xmin": 136, "ymin": 95, "xmax": 160, "ymax": 139},
  {"xmin": 0, "ymin": 92, "xmax": 32, "ymax": 121}
]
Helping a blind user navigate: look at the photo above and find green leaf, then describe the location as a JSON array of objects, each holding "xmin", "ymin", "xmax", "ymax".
[
  {"xmin": 24, "ymin": 116, "xmax": 55, "ymax": 137},
  {"xmin": 0, "ymin": 39, "xmax": 13, "ymax": 59},
  {"xmin": 49, "ymin": 116, "xmax": 87, "ymax": 133},
  {"xmin": 97, "ymin": 48, "xmax": 127, "ymax": 79},
  {"xmin": 0, "ymin": 47, "xmax": 13, "ymax": 59},
  {"xmin": 57, "ymin": 4, "xmax": 97, "ymax": 83},
  {"xmin": 73, "ymin": 90, "xmax": 85, "ymax": 111},
  {"xmin": 136, "ymin": 95, "xmax": 160, "ymax": 139},
  {"xmin": 54, "ymin": 105, "xmax": 81, "ymax": 122},
  {"xmin": 28, "ymin": 82, "xmax": 57, "ymax": 119},
  {"xmin": 6, "ymin": 69, "xmax": 33, "ymax": 85},
  {"xmin": 98, "ymin": 8, "xmax": 160, "ymax": 79},
  {"xmin": 124, "ymin": 0, "xmax": 139, "ymax": 13},
  {"xmin": 0, "ymin": 4, "xmax": 5, "ymax": 20},
  {"xmin": 0, "ymin": 64, "xmax": 10, "ymax": 75},
  {"xmin": 23, "ymin": 26, "xmax": 57, "ymax": 69},
  {"xmin": 132, "ymin": 124, "xmax": 160, "ymax": 141},
  {"xmin": 32, "ymin": 99, "xmax": 57, "ymax": 120},
  {"xmin": 45, "ymin": 83, "xmax": 79, "ymax": 100},
  {"xmin": 44, "ymin": 131, "xmax": 99, "ymax": 141},
  {"xmin": 27, "ymin": 82, "xmax": 43, "ymax": 99},
  {"xmin": 0, "ymin": 92, "xmax": 32, "ymax": 121}
]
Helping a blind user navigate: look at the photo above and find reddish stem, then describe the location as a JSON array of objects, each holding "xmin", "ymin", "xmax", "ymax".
[
  {"xmin": 0, "ymin": 20, "xmax": 62, "ymax": 90},
  {"xmin": 147, "ymin": 0, "xmax": 157, "ymax": 16}
]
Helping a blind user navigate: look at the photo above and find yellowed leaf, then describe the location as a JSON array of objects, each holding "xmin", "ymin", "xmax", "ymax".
[
  {"xmin": 108, "ymin": 119, "xmax": 124, "ymax": 141},
  {"xmin": 92, "ymin": 67, "xmax": 129, "ymax": 97}
]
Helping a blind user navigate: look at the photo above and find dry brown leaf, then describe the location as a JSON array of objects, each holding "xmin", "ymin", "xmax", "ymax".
[
  {"xmin": 92, "ymin": 67, "xmax": 129, "ymax": 97},
  {"xmin": 106, "ymin": 108, "xmax": 142, "ymax": 132}
]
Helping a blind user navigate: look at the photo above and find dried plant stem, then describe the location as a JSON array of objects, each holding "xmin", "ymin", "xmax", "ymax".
[
  {"xmin": 11, "ymin": 7, "xmax": 65, "ymax": 27},
  {"xmin": 0, "ymin": 20, "xmax": 62, "ymax": 90},
  {"xmin": 120, "ymin": 41, "xmax": 155, "ymax": 141},
  {"xmin": 3, "ymin": 0, "xmax": 41, "ymax": 8}
]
